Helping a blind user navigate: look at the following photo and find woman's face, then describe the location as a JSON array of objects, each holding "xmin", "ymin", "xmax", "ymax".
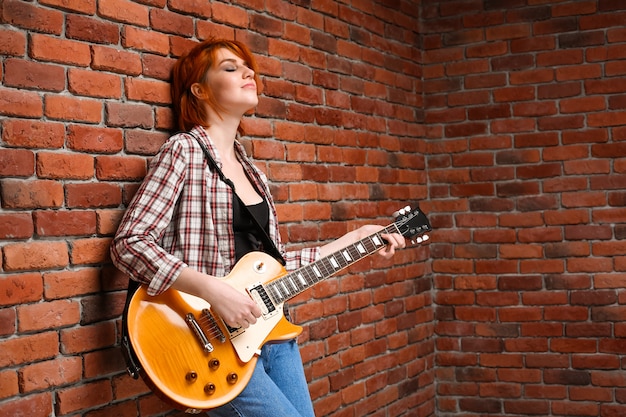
[{"xmin": 197, "ymin": 47, "xmax": 258, "ymax": 117}]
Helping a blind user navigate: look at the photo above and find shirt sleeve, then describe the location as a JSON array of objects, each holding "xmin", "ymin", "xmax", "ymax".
[
  {"xmin": 110, "ymin": 139, "xmax": 189, "ymax": 295},
  {"xmin": 283, "ymin": 247, "xmax": 321, "ymax": 271}
]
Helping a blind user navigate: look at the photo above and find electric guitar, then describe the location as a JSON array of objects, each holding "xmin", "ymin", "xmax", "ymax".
[{"xmin": 125, "ymin": 206, "xmax": 431, "ymax": 413}]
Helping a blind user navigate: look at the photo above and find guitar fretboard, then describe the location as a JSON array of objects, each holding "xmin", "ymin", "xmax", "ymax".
[{"xmin": 265, "ymin": 224, "xmax": 400, "ymax": 304}]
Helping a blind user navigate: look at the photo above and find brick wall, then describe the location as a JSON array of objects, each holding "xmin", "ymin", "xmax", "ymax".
[
  {"xmin": 0, "ymin": 1, "xmax": 433, "ymax": 417},
  {"xmin": 423, "ymin": 1, "xmax": 626, "ymax": 416},
  {"xmin": 4, "ymin": 1, "xmax": 625, "ymax": 417}
]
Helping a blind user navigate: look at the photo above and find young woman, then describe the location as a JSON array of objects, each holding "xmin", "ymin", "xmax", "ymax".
[{"xmin": 111, "ymin": 38, "xmax": 406, "ymax": 417}]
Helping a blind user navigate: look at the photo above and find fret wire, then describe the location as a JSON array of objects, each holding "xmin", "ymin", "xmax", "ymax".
[
  {"xmin": 363, "ymin": 236, "xmax": 377, "ymax": 252},
  {"xmin": 300, "ymin": 266, "xmax": 312, "ymax": 283},
  {"xmin": 261, "ymin": 224, "xmax": 404, "ymax": 306},
  {"xmin": 284, "ymin": 275, "xmax": 297, "ymax": 294},
  {"xmin": 267, "ymin": 284, "xmax": 281, "ymax": 304},
  {"xmin": 299, "ymin": 267, "xmax": 313, "ymax": 289}
]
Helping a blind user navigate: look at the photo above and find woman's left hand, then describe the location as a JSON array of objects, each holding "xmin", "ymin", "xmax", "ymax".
[
  {"xmin": 378, "ymin": 231, "xmax": 406, "ymax": 258},
  {"xmin": 319, "ymin": 224, "xmax": 407, "ymax": 259},
  {"xmin": 354, "ymin": 225, "xmax": 406, "ymax": 259}
]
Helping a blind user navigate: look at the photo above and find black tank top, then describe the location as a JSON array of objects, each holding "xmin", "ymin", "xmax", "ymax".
[{"xmin": 232, "ymin": 195, "xmax": 269, "ymax": 262}]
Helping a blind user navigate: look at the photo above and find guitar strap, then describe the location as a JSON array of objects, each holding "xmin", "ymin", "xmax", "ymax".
[
  {"xmin": 119, "ymin": 132, "xmax": 286, "ymax": 379},
  {"xmin": 121, "ymin": 278, "xmax": 141, "ymax": 379},
  {"xmin": 192, "ymin": 133, "xmax": 286, "ymax": 266}
]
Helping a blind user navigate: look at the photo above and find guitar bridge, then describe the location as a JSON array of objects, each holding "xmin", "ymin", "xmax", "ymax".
[
  {"xmin": 185, "ymin": 309, "xmax": 227, "ymax": 353},
  {"xmin": 185, "ymin": 313, "xmax": 214, "ymax": 353}
]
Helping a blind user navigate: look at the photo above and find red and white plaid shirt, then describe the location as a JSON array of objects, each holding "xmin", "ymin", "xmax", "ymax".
[{"xmin": 111, "ymin": 126, "xmax": 319, "ymax": 296}]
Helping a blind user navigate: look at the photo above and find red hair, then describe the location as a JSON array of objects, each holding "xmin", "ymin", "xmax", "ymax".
[{"xmin": 171, "ymin": 39, "xmax": 260, "ymax": 132}]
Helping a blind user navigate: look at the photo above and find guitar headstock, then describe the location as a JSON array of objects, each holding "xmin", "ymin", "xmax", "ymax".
[{"xmin": 393, "ymin": 205, "xmax": 432, "ymax": 245}]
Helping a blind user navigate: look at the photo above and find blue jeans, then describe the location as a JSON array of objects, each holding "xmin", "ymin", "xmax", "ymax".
[{"xmin": 207, "ymin": 340, "xmax": 316, "ymax": 417}]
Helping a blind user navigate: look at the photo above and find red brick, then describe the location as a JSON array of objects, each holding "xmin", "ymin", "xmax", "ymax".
[
  {"xmin": 33, "ymin": 210, "xmax": 96, "ymax": 237},
  {"xmin": 1, "ymin": 0, "xmax": 63, "ymax": 34},
  {"xmin": 150, "ymin": 8, "xmax": 193, "ymax": 36},
  {"xmin": 96, "ymin": 209, "xmax": 124, "ymax": 236},
  {"xmin": 0, "ymin": 331, "xmax": 58, "ymax": 367},
  {"xmin": 67, "ymin": 124, "xmax": 123, "ymax": 153},
  {"xmin": 30, "ymin": 34, "xmax": 91, "ymax": 66},
  {"xmin": 0, "ymin": 148, "xmax": 34, "ymax": 177},
  {"xmin": 1, "ymin": 119, "xmax": 65, "ymax": 148},
  {"xmin": 121, "ymin": 25, "xmax": 169, "ymax": 55},
  {"xmin": 56, "ymin": 379, "xmax": 113, "ymax": 415},
  {"xmin": 167, "ymin": 0, "xmax": 209, "ymax": 17},
  {"xmin": 125, "ymin": 77, "xmax": 170, "ymax": 104},
  {"xmin": 68, "ymin": 68, "xmax": 122, "ymax": 99},
  {"xmin": 65, "ymin": 13, "xmax": 119, "ymax": 44},
  {"xmin": 60, "ymin": 321, "xmax": 116, "ymax": 354},
  {"xmin": 91, "ymin": 45, "xmax": 142, "ymax": 75},
  {"xmin": 36, "ymin": 151, "xmax": 94, "ymax": 180},
  {"xmin": 45, "ymin": 95, "xmax": 102, "ymax": 123},
  {"xmin": 0, "ymin": 368, "xmax": 19, "ymax": 399},
  {"xmin": 18, "ymin": 300, "xmax": 80, "ymax": 332},
  {"xmin": 0, "ymin": 87, "xmax": 43, "ymax": 118},
  {"xmin": 39, "ymin": 0, "xmax": 96, "ymax": 14},
  {"xmin": 0, "ymin": 213, "xmax": 33, "ymax": 239},
  {"xmin": 0, "ymin": 392, "xmax": 53, "ymax": 417},
  {"xmin": 196, "ymin": 19, "xmax": 235, "ymax": 42},
  {"xmin": 95, "ymin": 155, "xmax": 146, "ymax": 181},
  {"xmin": 20, "ymin": 357, "xmax": 82, "ymax": 393},
  {"xmin": 4, "ymin": 58, "xmax": 65, "ymax": 91},
  {"xmin": 3, "ymin": 241, "xmax": 69, "ymax": 271},
  {"xmin": 124, "ymin": 129, "xmax": 168, "ymax": 156},
  {"xmin": 105, "ymin": 102, "xmax": 154, "ymax": 128},
  {"xmin": 1, "ymin": 179, "xmax": 64, "ymax": 209},
  {"xmin": 65, "ymin": 182, "xmax": 121, "ymax": 208},
  {"xmin": 0, "ymin": 273, "xmax": 42, "ymax": 307},
  {"xmin": 71, "ymin": 237, "xmax": 113, "ymax": 265},
  {"xmin": 97, "ymin": 0, "xmax": 149, "ymax": 26},
  {"xmin": 0, "ymin": 27, "xmax": 26, "ymax": 56},
  {"xmin": 43, "ymin": 268, "xmax": 101, "ymax": 299}
]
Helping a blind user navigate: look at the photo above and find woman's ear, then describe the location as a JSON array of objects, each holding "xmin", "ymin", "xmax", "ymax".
[{"xmin": 190, "ymin": 82, "xmax": 207, "ymax": 99}]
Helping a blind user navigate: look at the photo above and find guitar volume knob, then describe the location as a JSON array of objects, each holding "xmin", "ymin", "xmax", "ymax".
[
  {"xmin": 209, "ymin": 358, "xmax": 220, "ymax": 370},
  {"xmin": 227, "ymin": 373, "xmax": 238, "ymax": 384},
  {"xmin": 186, "ymin": 371, "xmax": 198, "ymax": 382},
  {"xmin": 204, "ymin": 382, "xmax": 216, "ymax": 395}
]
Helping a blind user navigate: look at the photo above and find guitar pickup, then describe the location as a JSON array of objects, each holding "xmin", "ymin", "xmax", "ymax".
[{"xmin": 248, "ymin": 283, "xmax": 277, "ymax": 318}]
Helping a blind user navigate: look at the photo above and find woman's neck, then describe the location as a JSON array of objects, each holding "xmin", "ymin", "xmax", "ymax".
[{"xmin": 204, "ymin": 119, "xmax": 240, "ymax": 162}]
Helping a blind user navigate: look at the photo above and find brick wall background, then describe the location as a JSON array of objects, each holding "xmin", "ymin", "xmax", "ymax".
[
  {"xmin": 2, "ymin": 1, "xmax": 626, "ymax": 417},
  {"xmin": 0, "ymin": 1, "xmax": 433, "ymax": 416},
  {"xmin": 424, "ymin": 1, "xmax": 626, "ymax": 416}
]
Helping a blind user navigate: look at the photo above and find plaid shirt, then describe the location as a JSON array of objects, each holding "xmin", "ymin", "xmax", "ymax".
[{"xmin": 111, "ymin": 126, "xmax": 319, "ymax": 296}]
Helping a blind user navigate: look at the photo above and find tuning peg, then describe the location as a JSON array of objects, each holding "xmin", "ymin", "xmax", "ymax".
[
  {"xmin": 411, "ymin": 234, "xmax": 430, "ymax": 245},
  {"xmin": 393, "ymin": 205, "xmax": 412, "ymax": 217}
]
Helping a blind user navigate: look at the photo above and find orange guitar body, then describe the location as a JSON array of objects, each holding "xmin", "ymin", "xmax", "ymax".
[
  {"xmin": 125, "ymin": 206, "xmax": 431, "ymax": 412},
  {"xmin": 126, "ymin": 252, "xmax": 302, "ymax": 412}
]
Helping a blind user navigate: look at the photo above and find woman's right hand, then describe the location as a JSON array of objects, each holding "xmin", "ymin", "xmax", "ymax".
[
  {"xmin": 205, "ymin": 278, "xmax": 262, "ymax": 329},
  {"xmin": 172, "ymin": 267, "xmax": 262, "ymax": 329}
]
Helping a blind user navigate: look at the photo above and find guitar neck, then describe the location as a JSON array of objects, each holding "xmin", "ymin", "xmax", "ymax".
[{"xmin": 265, "ymin": 223, "xmax": 400, "ymax": 304}]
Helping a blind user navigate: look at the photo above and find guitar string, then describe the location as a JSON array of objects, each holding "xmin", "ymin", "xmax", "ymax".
[{"xmin": 190, "ymin": 216, "xmax": 418, "ymax": 340}]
